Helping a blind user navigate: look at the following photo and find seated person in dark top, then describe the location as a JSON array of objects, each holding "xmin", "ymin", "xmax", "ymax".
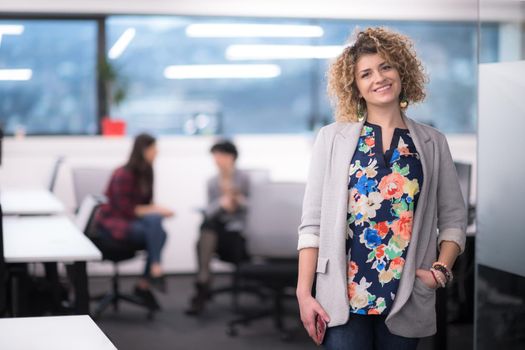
[
  {"xmin": 185, "ymin": 140, "xmax": 250, "ymax": 316},
  {"xmin": 96, "ymin": 133, "xmax": 174, "ymax": 305}
]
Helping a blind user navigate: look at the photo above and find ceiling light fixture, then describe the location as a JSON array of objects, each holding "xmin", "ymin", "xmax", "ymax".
[
  {"xmin": 226, "ymin": 44, "xmax": 344, "ymax": 60},
  {"xmin": 164, "ymin": 64, "xmax": 281, "ymax": 79},
  {"xmin": 108, "ymin": 28, "xmax": 136, "ymax": 60},
  {"xmin": 0, "ymin": 69, "xmax": 32, "ymax": 81},
  {"xmin": 186, "ymin": 24, "xmax": 324, "ymax": 38}
]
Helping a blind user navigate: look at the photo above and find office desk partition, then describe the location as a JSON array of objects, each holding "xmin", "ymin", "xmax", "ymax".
[
  {"xmin": 0, "ymin": 315, "xmax": 117, "ymax": 350},
  {"xmin": 3, "ymin": 216, "xmax": 102, "ymax": 314},
  {"xmin": 0, "ymin": 188, "xmax": 65, "ymax": 216}
]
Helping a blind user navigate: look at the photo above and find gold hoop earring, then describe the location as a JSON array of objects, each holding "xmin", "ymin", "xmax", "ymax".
[{"xmin": 399, "ymin": 92, "xmax": 409, "ymax": 109}]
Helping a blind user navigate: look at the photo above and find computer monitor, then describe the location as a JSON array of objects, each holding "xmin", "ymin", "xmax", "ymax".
[{"xmin": 454, "ymin": 161, "xmax": 472, "ymax": 212}]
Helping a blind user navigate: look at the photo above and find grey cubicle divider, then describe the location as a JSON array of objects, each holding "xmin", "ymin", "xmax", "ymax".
[
  {"xmin": 0, "ymin": 204, "xmax": 6, "ymax": 315},
  {"xmin": 244, "ymin": 181, "xmax": 305, "ymax": 259}
]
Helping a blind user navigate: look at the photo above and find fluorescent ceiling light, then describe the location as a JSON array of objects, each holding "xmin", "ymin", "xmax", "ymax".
[
  {"xmin": 186, "ymin": 24, "xmax": 324, "ymax": 38},
  {"xmin": 0, "ymin": 69, "xmax": 32, "ymax": 81},
  {"xmin": 226, "ymin": 44, "xmax": 344, "ymax": 60},
  {"xmin": 108, "ymin": 28, "xmax": 136, "ymax": 60},
  {"xmin": 164, "ymin": 64, "xmax": 281, "ymax": 79},
  {"xmin": 0, "ymin": 25, "xmax": 24, "ymax": 47},
  {"xmin": 0, "ymin": 25, "xmax": 24, "ymax": 35}
]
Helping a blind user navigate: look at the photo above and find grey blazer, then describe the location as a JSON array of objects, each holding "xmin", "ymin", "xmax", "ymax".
[{"xmin": 297, "ymin": 115, "xmax": 467, "ymax": 338}]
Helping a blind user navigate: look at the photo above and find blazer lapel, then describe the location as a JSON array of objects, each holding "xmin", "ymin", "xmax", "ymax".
[
  {"xmin": 332, "ymin": 121, "xmax": 365, "ymax": 181},
  {"xmin": 388, "ymin": 115, "xmax": 435, "ymax": 317},
  {"xmin": 403, "ymin": 115, "xmax": 434, "ymax": 245},
  {"xmin": 330, "ymin": 121, "xmax": 365, "ymax": 252}
]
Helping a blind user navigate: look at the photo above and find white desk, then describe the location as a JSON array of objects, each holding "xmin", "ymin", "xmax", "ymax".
[
  {"xmin": 0, "ymin": 315, "xmax": 117, "ymax": 350},
  {"xmin": 3, "ymin": 216, "xmax": 102, "ymax": 263},
  {"xmin": 1, "ymin": 188, "xmax": 65, "ymax": 216},
  {"xmin": 2, "ymin": 216, "xmax": 102, "ymax": 314}
]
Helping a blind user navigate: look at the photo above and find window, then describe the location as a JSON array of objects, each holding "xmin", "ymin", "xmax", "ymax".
[
  {"xmin": 106, "ymin": 16, "xmax": 316, "ymax": 135},
  {"xmin": 0, "ymin": 19, "xmax": 97, "ymax": 135},
  {"xmin": 0, "ymin": 16, "xmax": 498, "ymax": 135}
]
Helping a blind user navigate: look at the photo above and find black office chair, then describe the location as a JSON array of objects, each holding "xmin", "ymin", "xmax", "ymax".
[
  {"xmin": 76, "ymin": 195, "xmax": 158, "ymax": 320},
  {"xmin": 227, "ymin": 258, "xmax": 298, "ymax": 340},
  {"xmin": 226, "ymin": 182, "xmax": 305, "ymax": 340},
  {"xmin": 199, "ymin": 169, "xmax": 271, "ymax": 312}
]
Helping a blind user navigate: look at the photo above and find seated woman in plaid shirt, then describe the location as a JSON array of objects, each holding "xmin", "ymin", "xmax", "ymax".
[{"xmin": 96, "ymin": 133, "xmax": 174, "ymax": 305}]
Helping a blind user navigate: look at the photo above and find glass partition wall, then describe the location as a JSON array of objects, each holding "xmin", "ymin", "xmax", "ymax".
[{"xmin": 476, "ymin": 1, "xmax": 525, "ymax": 349}]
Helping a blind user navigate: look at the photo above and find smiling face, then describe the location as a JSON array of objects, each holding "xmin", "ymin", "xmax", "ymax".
[{"xmin": 354, "ymin": 53, "xmax": 402, "ymax": 111}]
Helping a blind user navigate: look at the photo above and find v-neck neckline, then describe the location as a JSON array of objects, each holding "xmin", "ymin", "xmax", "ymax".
[{"xmin": 364, "ymin": 121, "xmax": 409, "ymax": 166}]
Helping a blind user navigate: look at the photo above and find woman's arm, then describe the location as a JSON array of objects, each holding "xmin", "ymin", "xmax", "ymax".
[
  {"xmin": 436, "ymin": 135, "xmax": 467, "ymax": 255},
  {"xmin": 297, "ymin": 127, "xmax": 330, "ymax": 342},
  {"xmin": 298, "ymin": 127, "xmax": 328, "ymax": 250},
  {"xmin": 297, "ymin": 248, "xmax": 330, "ymax": 341},
  {"xmin": 134, "ymin": 204, "xmax": 174, "ymax": 218},
  {"xmin": 417, "ymin": 240, "xmax": 460, "ymax": 288},
  {"xmin": 417, "ymin": 135, "xmax": 467, "ymax": 288},
  {"xmin": 296, "ymin": 248, "xmax": 319, "ymax": 300}
]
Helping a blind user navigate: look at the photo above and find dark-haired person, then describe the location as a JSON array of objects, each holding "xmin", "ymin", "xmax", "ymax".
[
  {"xmin": 185, "ymin": 140, "xmax": 250, "ymax": 316},
  {"xmin": 297, "ymin": 27, "xmax": 466, "ymax": 349},
  {"xmin": 96, "ymin": 133, "xmax": 174, "ymax": 307}
]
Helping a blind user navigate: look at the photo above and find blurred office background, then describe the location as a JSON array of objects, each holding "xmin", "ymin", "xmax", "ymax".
[{"xmin": 0, "ymin": 0, "xmax": 524, "ymax": 349}]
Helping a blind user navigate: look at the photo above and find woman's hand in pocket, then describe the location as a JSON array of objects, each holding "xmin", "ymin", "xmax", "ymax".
[{"xmin": 415, "ymin": 268, "xmax": 439, "ymax": 289}]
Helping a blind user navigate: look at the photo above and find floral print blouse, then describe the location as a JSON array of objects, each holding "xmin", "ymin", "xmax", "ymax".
[{"xmin": 346, "ymin": 121, "xmax": 423, "ymax": 315}]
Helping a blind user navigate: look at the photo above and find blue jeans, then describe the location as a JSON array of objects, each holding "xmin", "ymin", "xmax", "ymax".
[
  {"xmin": 323, "ymin": 313, "xmax": 419, "ymax": 350},
  {"xmin": 127, "ymin": 214, "xmax": 167, "ymax": 277}
]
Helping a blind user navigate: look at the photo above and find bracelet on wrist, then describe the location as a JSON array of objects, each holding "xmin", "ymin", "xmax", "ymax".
[
  {"xmin": 430, "ymin": 268, "xmax": 446, "ymax": 288},
  {"xmin": 432, "ymin": 262, "xmax": 453, "ymax": 284}
]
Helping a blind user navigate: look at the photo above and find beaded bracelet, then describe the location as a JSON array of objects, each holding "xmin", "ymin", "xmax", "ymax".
[
  {"xmin": 430, "ymin": 269, "xmax": 446, "ymax": 288},
  {"xmin": 432, "ymin": 262, "xmax": 453, "ymax": 284}
]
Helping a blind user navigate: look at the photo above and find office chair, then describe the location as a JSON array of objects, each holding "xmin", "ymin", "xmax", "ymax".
[
  {"xmin": 48, "ymin": 156, "xmax": 65, "ymax": 193},
  {"xmin": 203, "ymin": 169, "xmax": 271, "ymax": 311},
  {"xmin": 226, "ymin": 182, "xmax": 305, "ymax": 340},
  {"xmin": 76, "ymin": 195, "xmax": 158, "ymax": 320},
  {"xmin": 71, "ymin": 167, "xmax": 113, "ymax": 209}
]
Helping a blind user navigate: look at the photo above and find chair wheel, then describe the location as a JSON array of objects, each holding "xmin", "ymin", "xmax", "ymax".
[{"xmin": 226, "ymin": 326, "xmax": 238, "ymax": 337}]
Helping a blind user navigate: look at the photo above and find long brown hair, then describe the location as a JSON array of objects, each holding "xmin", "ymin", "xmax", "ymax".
[{"xmin": 125, "ymin": 133, "xmax": 155, "ymax": 202}]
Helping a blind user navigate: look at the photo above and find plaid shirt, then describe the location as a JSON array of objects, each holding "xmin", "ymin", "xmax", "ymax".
[{"xmin": 96, "ymin": 166, "xmax": 151, "ymax": 240}]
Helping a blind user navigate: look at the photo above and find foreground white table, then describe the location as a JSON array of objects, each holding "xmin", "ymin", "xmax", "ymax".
[
  {"xmin": 1, "ymin": 188, "xmax": 65, "ymax": 216},
  {"xmin": 2, "ymin": 216, "xmax": 102, "ymax": 314},
  {"xmin": 3, "ymin": 216, "xmax": 102, "ymax": 263},
  {"xmin": 0, "ymin": 315, "xmax": 117, "ymax": 350}
]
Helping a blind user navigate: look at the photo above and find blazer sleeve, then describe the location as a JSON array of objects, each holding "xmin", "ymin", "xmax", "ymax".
[
  {"xmin": 297, "ymin": 127, "xmax": 328, "ymax": 250},
  {"xmin": 436, "ymin": 134, "xmax": 468, "ymax": 254}
]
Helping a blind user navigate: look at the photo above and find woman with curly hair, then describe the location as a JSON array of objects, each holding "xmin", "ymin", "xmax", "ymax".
[{"xmin": 296, "ymin": 27, "xmax": 466, "ymax": 349}]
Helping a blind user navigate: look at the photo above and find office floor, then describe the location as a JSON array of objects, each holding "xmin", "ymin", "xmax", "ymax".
[{"xmin": 89, "ymin": 275, "xmax": 472, "ymax": 350}]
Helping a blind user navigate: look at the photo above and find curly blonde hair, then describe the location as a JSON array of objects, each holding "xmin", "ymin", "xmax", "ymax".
[{"xmin": 327, "ymin": 27, "xmax": 427, "ymax": 123}]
